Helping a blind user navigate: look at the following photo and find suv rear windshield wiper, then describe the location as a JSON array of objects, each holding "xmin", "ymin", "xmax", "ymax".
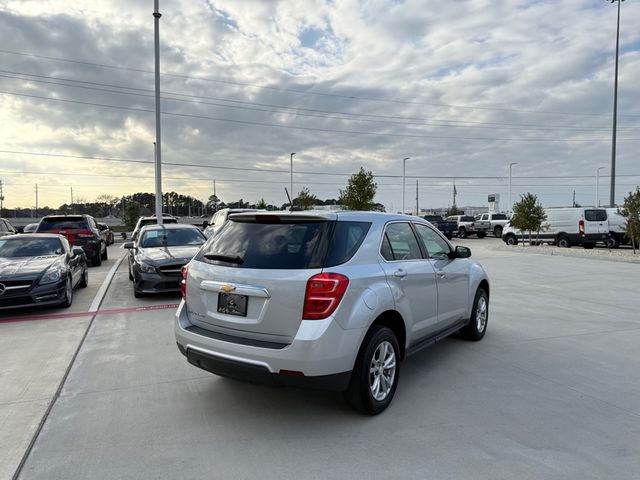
[{"xmin": 204, "ymin": 253, "xmax": 244, "ymax": 265}]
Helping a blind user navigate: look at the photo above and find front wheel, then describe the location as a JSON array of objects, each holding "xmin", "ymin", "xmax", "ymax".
[
  {"xmin": 459, "ymin": 288, "xmax": 488, "ymax": 341},
  {"xmin": 101, "ymin": 243, "xmax": 108, "ymax": 260},
  {"xmin": 505, "ymin": 234, "xmax": 518, "ymax": 246},
  {"xmin": 606, "ymin": 236, "xmax": 619, "ymax": 249},
  {"xmin": 92, "ymin": 252, "xmax": 102, "ymax": 266},
  {"xmin": 557, "ymin": 236, "xmax": 571, "ymax": 248},
  {"xmin": 344, "ymin": 326, "xmax": 400, "ymax": 415},
  {"xmin": 78, "ymin": 265, "xmax": 88, "ymax": 288},
  {"xmin": 61, "ymin": 277, "xmax": 73, "ymax": 308},
  {"xmin": 458, "ymin": 227, "xmax": 467, "ymax": 238}
]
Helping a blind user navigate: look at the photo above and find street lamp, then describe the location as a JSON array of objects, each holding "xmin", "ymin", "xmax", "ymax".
[
  {"xmin": 402, "ymin": 157, "xmax": 410, "ymax": 214},
  {"xmin": 596, "ymin": 167, "xmax": 605, "ymax": 207},
  {"xmin": 508, "ymin": 162, "xmax": 518, "ymax": 215},
  {"xmin": 290, "ymin": 153, "xmax": 295, "ymax": 202},
  {"xmin": 608, "ymin": 0, "xmax": 624, "ymax": 207}
]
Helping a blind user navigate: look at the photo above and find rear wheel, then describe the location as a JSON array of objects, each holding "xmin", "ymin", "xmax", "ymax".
[
  {"xmin": 477, "ymin": 232, "xmax": 486, "ymax": 239},
  {"xmin": 494, "ymin": 226, "xmax": 503, "ymax": 238},
  {"xmin": 78, "ymin": 265, "xmax": 88, "ymax": 288},
  {"xmin": 91, "ymin": 252, "xmax": 102, "ymax": 266},
  {"xmin": 101, "ymin": 243, "xmax": 108, "ymax": 260},
  {"xmin": 505, "ymin": 234, "xmax": 518, "ymax": 246},
  {"xmin": 557, "ymin": 236, "xmax": 571, "ymax": 248},
  {"xmin": 344, "ymin": 326, "xmax": 400, "ymax": 415},
  {"xmin": 459, "ymin": 288, "xmax": 488, "ymax": 341},
  {"xmin": 458, "ymin": 227, "xmax": 467, "ymax": 238}
]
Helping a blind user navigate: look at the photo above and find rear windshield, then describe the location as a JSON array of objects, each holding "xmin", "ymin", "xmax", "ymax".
[
  {"xmin": 461, "ymin": 216, "xmax": 475, "ymax": 222},
  {"xmin": 491, "ymin": 214, "xmax": 507, "ymax": 220},
  {"xmin": 140, "ymin": 228, "xmax": 205, "ymax": 248},
  {"xmin": 0, "ymin": 238, "xmax": 64, "ymax": 257},
  {"xmin": 584, "ymin": 209, "xmax": 607, "ymax": 222},
  {"xmin": 198, "ymin": 219, "xmax": 370, "ymax": 269},
  {"xmin": 38, "ymin": 217, "xmax": 89, "ymax": 231}
]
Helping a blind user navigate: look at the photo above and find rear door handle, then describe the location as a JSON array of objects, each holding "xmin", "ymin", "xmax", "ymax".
[{"xmin": 393, "ymin": 269, "xmax": 407, "ymax": 278}]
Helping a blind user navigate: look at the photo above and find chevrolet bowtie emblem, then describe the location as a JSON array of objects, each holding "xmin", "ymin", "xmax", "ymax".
[{"xmin": 221, "ymin": 284, "xmax": 236, "ymax": 293}]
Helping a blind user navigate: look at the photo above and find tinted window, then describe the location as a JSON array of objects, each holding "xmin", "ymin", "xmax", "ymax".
[
  {"xmin": 585, "ymin": 209, "xmax": 607, "ymax": 222},
  {"xmin": 382, "ymin": 223, "xmax": 423, "ymax": 261},
  {"xmin": 461, "ymin": 216, "xmax": 475, "ymax": 222},
  {"xmin": 0, "ymin": 238, "xmax": 64, "ymax": 257},
  {"xmin": 414, "ymin": 224, "xmax": 450, "ymax": 260},
  {"xmin": 492, "ymin": 214, "xmax": 507, "ymax": 220},
  {"xmin": 140, "ymin": 228, "xmax": 205, "ymax": 248},
  {"xmin": 324, "ymin": 221, "xmax": 371, "ymax": 267},
  {"xmin": 199, "ymin": 219, "xmax": 332, "ymax": 269},
  {"xmin": 38, "ymin": 217, "xmax": 89, "ymax": 231},
  {"xmin": 0, "ymin": 221, "xmax": 7, "ymax": 232},
  {"xmin": 423, "ymin": 215, "xmax": 442, "ymax": 222}
]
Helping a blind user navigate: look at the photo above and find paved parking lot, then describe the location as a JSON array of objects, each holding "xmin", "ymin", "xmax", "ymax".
[{"xmin": 2, "ymin": 239, "xmax": 639, "ymax": 479}]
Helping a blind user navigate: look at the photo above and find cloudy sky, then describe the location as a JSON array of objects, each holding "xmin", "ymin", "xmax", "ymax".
[{"xmin": 0, "ymin": 0, "xmax": 639, "ymax": 213}]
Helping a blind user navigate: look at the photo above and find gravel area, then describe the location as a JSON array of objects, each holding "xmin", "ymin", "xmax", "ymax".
[{"xmin": 492, "ymin": 241, "xmax": 640, "ymax": 263}]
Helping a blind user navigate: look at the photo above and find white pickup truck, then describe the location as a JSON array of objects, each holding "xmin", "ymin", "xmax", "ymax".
[
  {"xmin": 475, "ymin": 212, "xmax": 510, "ymax": 237},
  {"xmin": 445, "ymin": 215, "xmax": 490, "ymax": 238}
]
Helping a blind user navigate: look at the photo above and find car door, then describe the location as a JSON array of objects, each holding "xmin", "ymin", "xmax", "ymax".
[
  {"xmin": 378, "ymin": 222, "xmax": 439, "ymax": 341},
  {"xmin": 413, "ymin": 223, "xmax": 470, "ymax": 329}
]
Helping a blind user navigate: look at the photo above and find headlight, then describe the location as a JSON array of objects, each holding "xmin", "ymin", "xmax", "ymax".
[
  {"xmin": 137, "ymin": 261, "xmax": 156, "ymax": 273},
  {"xmin": 40, "ymin": 267, "xmax": 63, "ymax": 285}
]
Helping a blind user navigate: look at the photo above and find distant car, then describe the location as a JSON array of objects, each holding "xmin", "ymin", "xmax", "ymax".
[
  {"xmin": 203, "ymin": 209, "xmax": 261, "ymax": 238},
  {"xmin": 475, "ymin": 213, "xmax": 509, "ymax": 238},
  {"xmin": 98, "ymin": 222, "xmax": 115, "ymax": 245},
  {"xmin": 35, "ymin": 214, "xmax": 107, "ymax": 266},
  {"xmin": 0, "ymin": 218, "xmax": 18, "ymax": 237},
  {"xmin": 22, "ymin": 223, "xmax": 39, "ymax": 234},
  {"xmin": 445, "ymin": 215, "xmax": 490, "ymax": 238},
  {"xmin": 124, "ymin": 224, "xmax": 206, "ymax": 298},
  {"xmin": 0, "ymin": 234, "xmax": 88, "ymax": 310},
  {"xmin": 176, "ymin": 211, "xmax": 490, "ymax": 414},
  {"xmin": 131, "ymin": 215, "xmax": 178, "ymax": 242},
  {"xmin": 423, "ymin": 215, "xmax": 456, "ymax": 239}
]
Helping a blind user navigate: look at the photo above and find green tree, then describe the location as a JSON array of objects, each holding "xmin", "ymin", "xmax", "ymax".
[
  {"xmin": 256, "ymin": 198, "xmax": 268, "ymax": 209},
  {"xmin": 296, "ymin": 187, "xmax": 317, "ymax": 210},
  {"xmin": 445, "ymin": 205, "xmax": 459, "ymax": 217},
  {"xmin": 124, "ymin": 201, "xmax": 141, "ymax": 231},
  {"xmin": 511, "ymin": 193, "xmax": 547, "ymax": 245},
  {"xmin": 620, "ymin": 187, "xmax": 640, "ymax": 254},
  {"xmin": 339, "ymin": 167, "xmax": 377, "ymax": 211}
]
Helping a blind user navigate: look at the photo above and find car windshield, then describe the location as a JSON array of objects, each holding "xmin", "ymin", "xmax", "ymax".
[
  {"xmin": 0, "ymin": 238, "xmax": 63, "ymax": 257},
  {"xmin": 140, "ymin": 228, "xmax": 205, "ymax": 248},
  {"xmin": 38, "ymin": 218, "xmax": 89, "ymax": 231}
]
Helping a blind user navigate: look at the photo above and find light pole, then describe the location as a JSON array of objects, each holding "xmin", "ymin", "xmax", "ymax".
[
  {"xmin": 290, "ymin": 153, "xmax": 295, "ymax": 202},
  {"xmin": 608, "ymin": 0, "xmax": 624, "ymax": 207},
  {"xmin": 153, "ymin": 0, "xmax": 163, "ymax": 224},
  {"xmin": 402, "ymin": 157, "xmax": 410, "ymax": 214},
  {"xmin": 596, "ymin": 167, "xmax": 605, "ymax": 207},
  {"xmin": 508, "ymin": 162, "xmax": 518, "ymax": 215}
]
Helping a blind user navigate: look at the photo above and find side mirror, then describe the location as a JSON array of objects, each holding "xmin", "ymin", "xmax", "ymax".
[
  {"xmin": 72, "ymin": 246, "xmax": 85, "ymax": 257},
  {"xmin": 123, "ymin": 242, "xmax": 134, "ymax": 249},
  {"xmin": 449, "ymin": 245, "xmax": 471, "ymax": 259},
  {"xmin": 202, "ymin": 221, "xmax": 209, "ymax": 228}
]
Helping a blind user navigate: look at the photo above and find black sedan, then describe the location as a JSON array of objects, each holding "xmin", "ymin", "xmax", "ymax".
[
  {"xmin": 0, "ymin": 234, "xmax": 88, "ymax": 310},
  {"xmin": 124, "ymin": 224, "xmax": 206, "ymax": 298}
]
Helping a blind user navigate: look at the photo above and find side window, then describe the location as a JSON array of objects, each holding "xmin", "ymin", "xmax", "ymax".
[
  {"xmin": 381, "ymin": 223, "xmax": 423, "ymax": 261},
  {"xmin": 0, "ymin": 221, "xmax": 7, "ymax": 232},
  {"xmin": 482, "ymin": 214, "xmax": 488, "ymax": 221},
  {"xmin": 414, "ymin": 224, "xmax": 451, "ymax": 260}
]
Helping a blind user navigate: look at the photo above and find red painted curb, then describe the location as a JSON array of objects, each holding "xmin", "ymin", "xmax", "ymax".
[{"xmin": 0, "ymin": 303, "xmax": 180, "ymax": 324}]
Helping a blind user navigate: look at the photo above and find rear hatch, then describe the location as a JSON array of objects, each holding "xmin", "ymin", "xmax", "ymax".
[
  {"xmin": 185, "ymin": 213, "xmax": 369, "ymax": 344},
  {"xmin": 583, "ymin": 209, "xmax": 609, "ymax": 235},
  {"xmin": 36, "ymin": 216, "xmax": 92, "ymax": 246}
]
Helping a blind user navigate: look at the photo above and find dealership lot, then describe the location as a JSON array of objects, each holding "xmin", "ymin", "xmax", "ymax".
[{"xmin": 2, "ymin": 239, "xmax": 639, "ymax": 479}]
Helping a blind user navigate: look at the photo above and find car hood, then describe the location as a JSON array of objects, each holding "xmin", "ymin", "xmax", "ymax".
[
  {"xmin": 0, "ymin": 255, "xmax": 62, "ymax": 279},
  {"xmin": 137, "ymin": 245, "xmax": 201, "ymax": 265}
]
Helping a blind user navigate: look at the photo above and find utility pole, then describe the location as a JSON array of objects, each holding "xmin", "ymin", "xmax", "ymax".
[
  {"xmin": 34, "ymin": 184, "xmax": 38, "ymax": 218},
  {"xmin": 0, "ymin": 179, "xmax": 4, "ymax": 216},
  {"xmin": 415, "ymin": 180, "xmax": 419, "ymax": 216},
  {"xmin": 572, "ymin": 190, "xmax": 576, "ymax": 207},
  {"xmin": 453, "ymin": 179, "xmax": 457, "ymax": 208},
  {"xmin": 70, "ymin": 187, "xmax": 74, "ymax": 213},
  {"xmin": 608, "ymin": 0, "xmax": 624, "ymax": 207},
  {"xmin": 290, "ymin": 153, "xmax": 295, "ymax": 204},
  {"xmin": 153, "ymin": 1, "xmax": 163, "ymax": 224}
]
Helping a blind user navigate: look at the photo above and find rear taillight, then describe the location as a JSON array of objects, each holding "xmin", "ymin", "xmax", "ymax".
[
  {"xmin": 77, "ymin": 230, "xmax": 97, "ymax": 239},
  {"xmin": 303, "ymin": 273, "xmax": 349, "ymax": 320},
  {"xmin": 579, "ymin": 219, "xmax": 585, "ymax": 235},
  {"xmin": 181, "ymin": 265, "xmax": 188, "ymax": 299}
]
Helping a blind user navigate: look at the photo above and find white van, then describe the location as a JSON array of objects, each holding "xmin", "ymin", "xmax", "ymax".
[
  {"xmin": 606, "ymin": 208, "xmax": 628, "ymax": 248},
  {"xmin": 501, "ymin": 207, "xmax": 609, "ymax": 248}
]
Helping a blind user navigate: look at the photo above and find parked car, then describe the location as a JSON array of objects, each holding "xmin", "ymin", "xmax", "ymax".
[
  {"xmin": 203, "ymin": 208, "xmax": 261, "ymax": 238},
  {"xmin": 0, "ymin": 234, "xmax": 88, "ymax": 310},
  {"xmin": 124, "ymin": 224, "xmax": 206, "ymax": 298},
  {"xmin": 475, "ymin": 212, "xmax": 509, "ymax": 238},
  {"xmin": 35, "ymin": 214, "xmax": 107, "ymax": 266},
  {"xmin": 175, "ymin": 211, "xmax": 490, "ymax": 414},
  {"xmin": 501, "ymin": 207, "xmax": 609, "ymax": 248},
  {"xmin": 98, "ymin": 223, "xmax": 115, "ymax": 245},
  {"xmin": 22, "ymin": 223, "xmax": 39, "ymax": 234},
  {"xmin": 0, "ymin": 218, "xmax": 18, "ymax": 237},
  {"xmin": 131, "ymin": 215, "xmax": 178, "ymax": 242},
  {"xmin": 606, "ymin": 208, "xmax": 628, "ymax": 248},
  {"xmin": 445, "ymin": 215, "xmax": 490, "ymax": 238},
  {"xmin": 423, "ymin": 214, "xmax": 456, "ymax": 239}
]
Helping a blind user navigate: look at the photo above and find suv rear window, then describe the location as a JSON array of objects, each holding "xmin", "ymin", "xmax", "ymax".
[
  {"xmin": 198, "ymin": 219, "xmax": 370, "ymax": 269},
  {"xmin": 584, "ymin": 209, "xmax": 607, "ymax": 222},
  {"xmin": 491, "ymin": 214, "xmax": 507, "ymax": 220},
  {"xmin": 38, "ymin": 217, "xmax": 89, "ymax": 231},
  {"xmin": 461, "ymin": 216, "xmax": 475, "ymax": 222}
]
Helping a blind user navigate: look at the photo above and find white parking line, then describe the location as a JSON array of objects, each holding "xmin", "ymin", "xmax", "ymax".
[{"xmin": 89, "ymin": 254, "xmax": 126, "ymax": 312}]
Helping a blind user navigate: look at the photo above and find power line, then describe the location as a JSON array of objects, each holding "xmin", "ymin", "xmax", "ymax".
[
  {"xmin": 3, "ymin": 89, "xmax": 639, "ymax": 143},
  {"xmin": 2, "ymin": 69, "xmax": 638, "ymax": 132},
  {"xmin": 2, "ymin": 48, "xmax": 639, "ymax": 118}
]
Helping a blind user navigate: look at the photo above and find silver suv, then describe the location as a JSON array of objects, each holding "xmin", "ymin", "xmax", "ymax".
[{"xmin": 175, "ymin": 211, "xmax": 490, "ymax": 414}]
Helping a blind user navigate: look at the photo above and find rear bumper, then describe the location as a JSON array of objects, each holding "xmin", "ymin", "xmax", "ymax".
[{"xmin": 174, "ymin": 300, "xmax": 359, "ymax": 388}]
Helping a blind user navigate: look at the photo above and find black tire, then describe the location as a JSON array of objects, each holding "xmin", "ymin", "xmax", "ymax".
[
  {"xmin": 494, "ymin": 226, "xmax": 503, "ymax": 238},
  {"xmin": 128, "ymin": 267, "xmax": 134, "ymax": 281},
  {"xmin": 101, "ymin": 243, "xmax": 108, "ymax": 261},
  {"xmin": 606, "ymin": 236, "xmax": 619, "ymax": 249},
  {"xmin": 459, "ymin": 288, "xmax": 488, "ymax": 341},
  {"xmin": 505, "ymin": 234, "xmax": 518, "ymax": 246},
  {"xmin": 61, "ymin": 277, "xmax": 73, "ymax": 308},
  {"xmin": 344, "ymin": 326, "xmax": 400, "ymax": 415},
  {"xmin": 557, "ymin": 236, "xmax": 571, "ymax": 248},
  {"xmin": 91, "ymin": 251, "xmax": 102, "ymax": 266},
  {"xmin": 78, "ymin": 265, "xmax": 88, "ymax": 288},
  {"xmin": 458, "ymin": 227, "xmax": 467, "ymax": 238},
  {"xmin": 477, "ymin": 232, "xmax": 486, "ymax": 239}
]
